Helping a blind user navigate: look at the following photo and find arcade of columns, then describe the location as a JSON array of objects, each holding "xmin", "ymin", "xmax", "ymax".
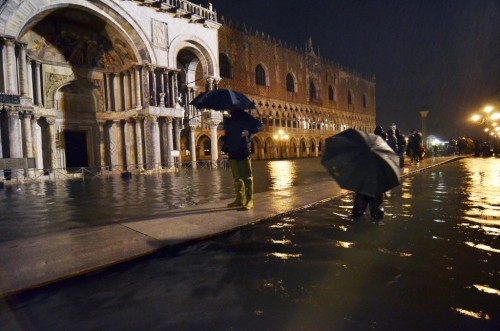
[{"xmin": 0, "ymin": 35, "xmax": 224, "ymax": 178}]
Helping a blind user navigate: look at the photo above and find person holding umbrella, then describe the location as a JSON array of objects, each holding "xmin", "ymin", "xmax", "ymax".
[
  {"xmin": 190, "ymin": 89, "xmax": 263, "ymax": 210},
  {"xmin": 321, "ymin": 126, "xmax": 401, "ymax": 225},
  {"xmin": 352, "ymin": 126, "xmax": 389, "ymax": 223},
  {"xmin": 222, "ymin": 108, "xmax": 263, "ymax": 210}
]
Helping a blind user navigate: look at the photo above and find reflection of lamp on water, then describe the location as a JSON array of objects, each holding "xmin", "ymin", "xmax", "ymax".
[{"xmin": 273, "ymin": 129, "xmax": 289, "ymax": 159}]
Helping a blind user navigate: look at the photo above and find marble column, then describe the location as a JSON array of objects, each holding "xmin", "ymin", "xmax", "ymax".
[
  {"xmin": 4, "ymin": 38, "xmax": 17, "ymax": 94},
  {"xmin": 109, "ymin": 120, "xmax": 121, "ymax": 169},
  {"xmin": 34, "ymin": 62, "xmax": 43, "ymax": 106},
  {"xmin": 135, "ymin": 117, "xmax": 144, "ymax": 170},
  {"xmin": 98, "ymin": 120, "xmax": 107, "ymax": 169},
  {"xmin": 112, "ymin": 74, "xmax": 119, "ymax": 111},
  {"xmin": 124, "ymin": 119, "xmax": 134, "ymax": 171},
  {"xmin": 124, "ymin": 72, "xmax": 131, "ymax": 110},
  {"xmin": 174, "ymin": 118, "xmax": 182, "ymax": 164},
  {"xmin": 46, "ymin": 118, "xmax": 57, "ymax": 171},
  {"xmin": 105, "ymin": 73, "xmax": 112, "ymax": 111},
  {"xmin": 148, "ymin": 66, "xmax": 157, "ymax": 106},
  {"xmin": 172, "ymin": 72, "xmax": 179, "ymax": 105},
  {"xmin": 163, "ymin": 70, "xmax": 170, "ymax": 107},
  {"xmin": 19, "ymin": 43, "xmax": 29, "ymax": 97},
  {"xmin": 7, "ymin": 108, "xmax": 22, "ymax": 158},
  {"xmin": 134, "ymin": 66, "xmax": 142, "ymax": 108},
  {"xmin": 21, "ymin": 112, "xmax": 34, "ymax": 177},
  {"xmin": 31, "ymin": 115, "xmax": 42, "ymax": 173},
  {"xmin": 130, "ymin": 69, "xmax": 136, "ymax": 108},
  {"xmin": 189, "ymin": 125, "xmax": 197, "ymax": 167},
  {"xmin": 166, "ymin": 117, "xmax": 174, "ymax": 167},
  {"xmin": 150, "ymin": 116, "xmax": 160, "ymax": 169},
  {"xmin": 27, "ymin": 59, "xmax": 34, "ymax": 101},
  {"xmin": 208, "ymin": 119, "xmax": 221, "ymax": 167}
]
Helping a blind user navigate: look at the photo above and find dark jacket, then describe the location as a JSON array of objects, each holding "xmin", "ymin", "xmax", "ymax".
[
  {"xmin": 386, "ymin": 130, "xmax": 398, "ymax": 153},
  {"xmin": 222, "ymin": 111, "xmax": 263, "ymax": 160}
]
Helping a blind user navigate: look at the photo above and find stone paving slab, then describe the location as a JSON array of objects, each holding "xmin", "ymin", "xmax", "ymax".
[
  {"xmin": 0, "ymin": 181, "xmax": 344, "ymax": 296},
  {"xmin": 0, "ymin": 156, "xmax": 465, "ymax": 296}
]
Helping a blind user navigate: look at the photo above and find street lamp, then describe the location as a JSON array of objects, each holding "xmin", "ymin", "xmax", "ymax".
[
  {"xmin": 273, "ymin": 129, "xmax": 289, "ymax": 159},
  {"xmin": 471, "ymin": 105, "xmax": 500, "ymax": 141}
]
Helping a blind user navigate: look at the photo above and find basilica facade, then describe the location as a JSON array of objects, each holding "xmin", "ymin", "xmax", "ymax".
[{"xmin": 0, "ymin": 0, "xmax": 376, "ymax": 178}]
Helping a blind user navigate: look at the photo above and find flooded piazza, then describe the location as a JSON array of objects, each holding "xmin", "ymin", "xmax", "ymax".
[{"xmin": 1, "ymin": 157, "xmax": 499, "ymax": 330}]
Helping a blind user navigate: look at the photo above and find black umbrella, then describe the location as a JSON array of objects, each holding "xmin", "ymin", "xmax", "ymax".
[
  {"xmin": 190, "ymin": 89, "xmax": 255, "ymax": 111},
  {"xmin": 321, "ymin": 129, "xmax": 401, "ymax": 197}
]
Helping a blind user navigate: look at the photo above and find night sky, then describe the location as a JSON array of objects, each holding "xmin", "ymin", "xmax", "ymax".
[{"xmin": 210, "ymin": 0, "xmax": 500, "ymax": 141}]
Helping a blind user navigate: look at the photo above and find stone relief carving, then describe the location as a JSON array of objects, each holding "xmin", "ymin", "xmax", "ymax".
[
  {"xmin": 45, "ymin": 72, "xmax": 75, "ymax": 109},
  {"xmin": 152, "ymin": 19, "xmax": 168, "ymax": 50}
]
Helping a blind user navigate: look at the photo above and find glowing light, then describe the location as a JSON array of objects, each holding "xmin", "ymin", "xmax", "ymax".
[
  {"xmin": 271, "ymin": 239, "xmax": 292, "ymax": 245},
  {"xmin": 452, "ymin": 307, "xmax": 490, "ymax": 320},
  {"xmin": 464, "ymin": 242, "xmax": 500, "ymax": 253},
  {"xmin": 471, "ymin": 114, "xmax": 481, "ymax": 122},
  {"xmin": 334, "ymin": 241, "xmax": 355, "ymax": 248},
  {"xmin": 473, "ymin": 284, "xmax": 500, "ymax": 296},
  {"xmin": 267, "ymin": 252, "xmax": 302, "ymax": 260}
]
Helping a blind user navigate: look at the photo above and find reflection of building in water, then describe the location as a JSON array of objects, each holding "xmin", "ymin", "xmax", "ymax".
[{"xmin": 0, "ymin": 0, "xmax": 375, "ymax": 179}]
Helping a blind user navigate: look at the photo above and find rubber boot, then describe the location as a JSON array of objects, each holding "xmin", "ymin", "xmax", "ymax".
[
  {"xmin": 243, "ymin": 177, "xmax": 254, "ymax": 210},
  {"xmin": 227, "ymin": 179, "xmax": 245, "ymax": 207}
]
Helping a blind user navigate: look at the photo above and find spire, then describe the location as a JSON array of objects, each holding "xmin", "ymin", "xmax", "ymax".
[{"xmin": 306, "ymin": 37, "xmax": 316, "ymax": 56}]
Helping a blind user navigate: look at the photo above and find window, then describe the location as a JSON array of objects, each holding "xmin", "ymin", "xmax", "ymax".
[
  {"xmin": 309, "ymin": 82, "xmax": 316, "ymax": 99},
  {"xmin": 286, "ymin": 73, "xmax": 294, "ymax": 92},
  {"xmin": 219, "ymin": 53, "xmax": 232, "ymax": 78},
  {"xmin": 348, "ymin": 90, "xmax": 353, "ymax": 105},
  {"xmin": 255, "ymin": 64, "xmax": 266, "ymax": 86},
  {"xmin": 328, "ymin": 86, "xmax": 334, "ymax": 101}
]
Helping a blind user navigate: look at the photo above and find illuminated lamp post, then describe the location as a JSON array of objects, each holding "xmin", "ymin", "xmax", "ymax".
[
  {"xmin": 273, "ymin": 129, "xmax": 289, "ymax": 159},
  {"xmin": 471, "ymin": 105, "xmax": 500, "ymax": 142}
]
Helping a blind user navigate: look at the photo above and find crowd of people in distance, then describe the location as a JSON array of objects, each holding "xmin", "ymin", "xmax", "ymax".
[{"xmin": 374, "ymin": 125, "xmax": 424, "ymax": 168}]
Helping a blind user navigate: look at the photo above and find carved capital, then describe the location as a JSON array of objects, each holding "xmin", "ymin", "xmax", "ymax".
[{"xmin": 46, "ymin": 118, "xmax": 56, "ymax": 125}]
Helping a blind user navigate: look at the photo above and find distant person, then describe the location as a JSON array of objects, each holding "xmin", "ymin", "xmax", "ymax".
[
  {"xmin": 386, "ymin": 128, "xmax": 398, "ymax": 153},
  {"xmin": 222, "ymin": 109, "xmax": 263, "ymax": 210},
  {"xmin": 395, "ymin": 128, "xmax": 406, "ymax": 168},
  {"xmin": 352, "ymin": 125, "xmax": 387, "ymax": 224}
]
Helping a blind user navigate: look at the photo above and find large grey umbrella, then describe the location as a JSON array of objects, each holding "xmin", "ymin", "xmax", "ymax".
[
  {"xmin": 190, "ymin": 89, "xmax": 255, "ymax": 111},
  {"xmin": 321, "ymin": 129, "xmax": 401, "ymax": 197}
]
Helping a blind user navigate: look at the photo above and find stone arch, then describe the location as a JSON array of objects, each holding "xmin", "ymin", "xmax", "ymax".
[
  {"xmin": 196, "ymin": 134, "xmax": 211, "ymax": 159},
  {"xmin": 264, "ymin": 136, "xmax": 274, "ymax": 159},
  {"xmin": 289, "ymin": 137, "xmax": 298, "ymax": 158},
  {"xmin": 169, "ymin": 35, "xmax": 217, "ymax": 78},
  {"xmin": 251, "ymin": 135, "xmax": 263, "ymax": 159},
  {"xmin": 7, "ymin": 0, "xmax": 152, "ymax": 64}
]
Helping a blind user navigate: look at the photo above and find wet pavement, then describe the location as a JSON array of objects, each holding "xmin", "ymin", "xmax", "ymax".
[
  {"xmin": 1, "ymin": 156, "xmax": 498, "ymax": 330},
  {"xmin": 0, "ymin": 157, "xmax": 467, "ymax": 292}
]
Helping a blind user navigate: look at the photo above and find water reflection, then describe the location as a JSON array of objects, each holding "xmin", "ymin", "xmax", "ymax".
[
  {"xmin": 0, "ymin": 159, "xmax": 331, "ymax": 243},
  {"xmin": 266, "ymin": 160, "xmax": 297, "ymax": 190},
  {"xmin": 3, "ymin": 158, "xmax": 499, "ymax": 329}
]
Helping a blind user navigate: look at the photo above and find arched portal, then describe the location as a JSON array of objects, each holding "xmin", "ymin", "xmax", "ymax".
[{"xmin": 15, "ymin": 6, "xmax": 145, "ymax": 170}]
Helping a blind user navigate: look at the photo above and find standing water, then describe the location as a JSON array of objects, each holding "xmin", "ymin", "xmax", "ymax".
[{"xmin": 1, "ymin": 158, "xmax": 499, "ymax": 330}]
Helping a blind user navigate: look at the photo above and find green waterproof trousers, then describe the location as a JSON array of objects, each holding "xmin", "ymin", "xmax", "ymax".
[{"xmin": 227, "ymin": 158, "xmax": 254, "ymax": 210}]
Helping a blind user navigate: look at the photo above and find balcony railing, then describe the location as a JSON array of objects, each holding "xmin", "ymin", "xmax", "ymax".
[{"xmin": 141, "ymin": 0, "xmax": 217, "ymax": 22}]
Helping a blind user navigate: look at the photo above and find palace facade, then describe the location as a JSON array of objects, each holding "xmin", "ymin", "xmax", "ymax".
[{"xmin": 0, "ymin": 0, "xmax": 376, "ymax": 178}]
